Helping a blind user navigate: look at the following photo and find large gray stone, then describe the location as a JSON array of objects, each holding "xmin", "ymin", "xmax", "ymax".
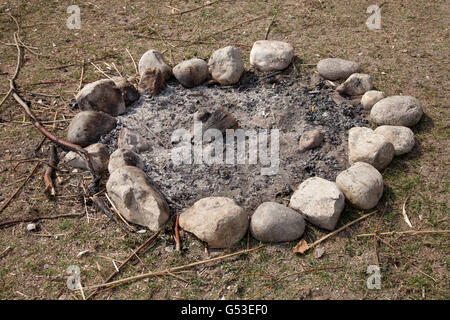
[
  {"xmin": 348, "ymin": 127, "xmax": 395, "ymax": 170},
  {"xmin": 106, "ymin": 166, "xmax": 169, "ymax": 231},
  {"xmin": 289, "ymin": 177, "xmax": 345, "ymax": 230},
  {"xmin": 370, "ymin": 96, "xmax": 423, "ymax": 127},
  {"xmin": 337, "ymin": 73, "xmax": 373, "ymax": 96},
  {"xmin": 361, "ymin": 90, "xmax": 385, "ymax": 110},
  {"xmin": 108, "ymin": 148, "xmax": 145, "ymax": 174},
  {"xmin": 208, "ymin": 46, "xmax": 244, "ymax": 85},
  {"xmin": 179, "ymin": 197, "xmax": 248, "ymax": 248},
  {"xmin": 138, "ymin": 49, "xmax": 172, "ymax": 80},
  {"xmin": 336, "ymin": 162, "xmax": 384, "ymax": 210},
  {"xmin": 250, "ymin": 202, "xmax": 305, "ymax": 242},
  {"xmin": 76, "ymin": 79, "xmax": 125, "ymax": 116},
  {"xmin": 374, "ymin": 125, "xmax": 415, "ymax": 156},
  {"xmin": 250, "ymin": 40, "xmax": 294, "ymax": 71},
  {"xmin": 67, "ymin": 111, "xmax": 117, "ymax": 147},
  {"xmin": 63, "ymin": 143, "xmax": 109, "ymax": 172},
  {"xmin": 317, "ymin": 58, "xmax": 361, "ymax": 81},
  {"xmin": 173, "ymin": 58, "xmax": 209, "ymax": 88}
]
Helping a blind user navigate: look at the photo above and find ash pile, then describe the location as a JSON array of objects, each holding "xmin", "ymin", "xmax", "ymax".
[{"xmin": 101, "ymin": 71, "xmax": 369, "ymax": 212}]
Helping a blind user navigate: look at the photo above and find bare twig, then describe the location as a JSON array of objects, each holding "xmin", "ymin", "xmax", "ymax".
[
  {"xmin": 0, "ymin": 246, "xmax": 12, "ymax": 259},
  {"xmin": 0, "ymin": 162, "xmax": 40, "ymax": 214},
  {"xmin": 264, "ymin": 16, "xmax": 275, "ymax": 40},
  {"xmin": 402, "ymin": 197, "xmax": 413, "ymax": 228},
  {"xmin": 126, "ymin": 48, "xmax": 139, "ymax": 77},
  {"xmin": 90, "ymin": 62, "xmax": 112, "ymax": 79},
  {"xmin": 77, "ymin": 59, "xmax": 85, "ymax": 92},
  {"xmin": 0, "ymin": 212, "xmax": 85, "ymax": 228},
  {"xmin": 293, "ymin": 211, "xmax": 378, "ymax": 254},
  {"xmin": 86, "ymin": 231, "xmax": 160, "ymax": 299},
  {"xmin": 104, "ymin": 193, "xmax": 136, "ymax": 232},
  {"xmin": 174, "ymin": 214, "xmax": 181, "ymax": 251},
  {"xmin": 356, "ymin": 229, "xmax": 450, "ymax": 238},
  {"xmin": 85, "ymin": 245, "xmax": 263, "ymax": 291},
  {"xmin": 43, "ymin": 144, "xmax": 58, "ymax": 196},
  {"xmin": 172, "ymin": 0, "xmax": 220, "ymax": 15}
]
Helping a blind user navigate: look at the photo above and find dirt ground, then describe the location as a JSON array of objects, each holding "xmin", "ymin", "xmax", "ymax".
[{"xmin": 0, "ymin": 0, "xmax": 448, "ymax": 300}]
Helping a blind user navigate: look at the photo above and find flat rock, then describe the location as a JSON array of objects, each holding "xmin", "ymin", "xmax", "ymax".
[
  {"xmin": 337, "ymin": 73, "xmax": 373, "ymax": 96},
  {"xmin": 179, "ymin": 197, "xmax": 248, "ymax": 248},
  {"xmin": 250, "ymin": 40, "xmax": 294, "ymax": 71},
  {"xmin": 118, "ymin": 128, "xmax": 149, "ymax": 153},
  {"xmin": 173, "ymin": 58, "xmax": 209, "ymax": 88},
  {"xmin": 138, "ymin": 49, "xmax": 172, "ymax": 80},
  {"xmin": 317, "ymin": 58, "xmax": 361, "ymax": 81},
  {"xmin": 361, "ymin": 90, "xmax": 385, "ymax": 110},
  {"xmin": 138, "ymin": 67, "xmax": 166, "ymax": 95},
  {"xmin": 111, "ymin": 76, "xmax": 140, "ymax": 106},
  {"xmin": 300, "ymin": 129, "xmax": 323, "ymax": 150},
  {"xmin": 76, "ymin": 79, "xmax": 125, "ymax": 116},
  {"xmin": 63, "ymin": 143, "xmax": 109, "ymax": 172},
  {"xmin": 106, "ymin": 166, "xmax": 169, "ymax": 231},
  {"xmin": 108, "ymin": 148, "xmax": 145, "ymax": 174},
  {"xmin": 370, "ymin": 96, "xmax": 423, "ymax": 127},
  {"xmin": 336, "ymin": 162, "xmax": 384, "ymax": 210},
  {"xmin": 289, "ymin": 177, "xmax": 345, "ymax": 231},
  {"xmin": 208, "ymin": 46, "xmax": 244, "ymax": 85},
  {"xmin": 374, "ymin": 125, "xmax": 415, "ymax": 155},
  {"xmin": 67, "ymin": 111, "xmax": 117, "ymax": 147},
  {"xmin": 250, "ymin": 202, "xmax": 305, "ymax": 242},
  {"xmin": 348, "ymin": 127, "xmax": 395, "ymax": 170}
]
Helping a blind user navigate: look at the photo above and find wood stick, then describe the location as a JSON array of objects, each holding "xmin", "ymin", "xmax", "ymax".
[
  {"xmin": 7, "ymin": 32, "xmax": 96, "ymax": 178},
  {"xmin": 174, "ymin": 214, "xmax": 181, "ymax": 251},
  {"xmin": 90, "ymin": 62, "xmax": 112, "ymax": 79},
  {"xmin": 43, "ymin": 144, "xmax": 58, "ymax": 196},
  {"xmin": 0, "ymin": 246, "xmax": 12, "ymax": 259},
  {"xmin": 357, "ymin": 229, "xmax": 450, "ymax": 238},
  {"xmin": 85, "ymin": 245, "xmax": 263, "ymax": 291},
  {"xmin": 126, "ymin": 48, "xmax": 139, "ymax": 77},
  {"xmin": 293, "ymin": 211, "xmax": 377, "ymax": 254},
  {"xmin": 0, "ymin": 212, "xmax": 85, "ymax": 228},
  {"xmin": 173, "ymin": 0, "xmax": 220, "ymax": 15},
  {"xmin": 86, "ymin": 231, "xmax": 160, "ymax": 299},
  {"xmin": 376, "ymin": 235, "xmax": 437, "ymax": 282},
  {"xmin": 77, "ymin": 59, "xmax": 85, "ymax": 92},
  {"xmin": 104, "ymin": 193, "xmax": 136, "ymax": 231},
  {"xmin": 0, "ymin": 162, "xmax": 40, "ymax": 214}
]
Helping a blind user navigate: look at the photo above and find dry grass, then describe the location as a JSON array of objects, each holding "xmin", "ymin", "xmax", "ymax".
[{"xmin": 0, "ymin": 0, "xmax": 448, "ymax": 300}]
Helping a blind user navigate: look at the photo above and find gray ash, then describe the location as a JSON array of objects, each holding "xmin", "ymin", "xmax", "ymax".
[{"xmin": 101, "ymin": 72, "xmax": 369, "ymax": 213}]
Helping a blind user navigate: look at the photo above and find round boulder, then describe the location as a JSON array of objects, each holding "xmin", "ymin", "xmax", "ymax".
[
  {"xmin": 348, "ymin": 127, "xmax": 395, "ymax": 170},
  {"xmin": 250, "ymin": 202, "xmax": 305, "ymax": 242},
  {"xmin": 138, "ymin": 49, "xmax": 172, "ymax": 80},
  {"xmin": 336, "ymin": 162, "xmax": 384, "ymax": 210},
  {"xmin": 173, "ymin": 58, "xmax": 209, "ymax": 88},
  {"xmin": 76, "ymin": 79, "xmax": 125, "ymax": 116},
  {"xmin": 374, "ymin": 125, "xmax": 415, "ymax": 156},
  {"xmin": 208, "ymin": 46, "xmax": 244, "ymax": 85},
  {"xmin": 370, "ymin": 96, "xmax": 423, "ymax": 127},
  {"xmin": 179, "ymin": 197, "xmax": 248, "ymax": 248},
  {"xmin": 361, "ymin": 90, "xmax": 386, "ymax": 110},
  {"xmin": 67, "ymin": 111, "xmax": 117, "ymax": 147},
  {"xmin": 289, "ymin": 177, "xmax": 345, "ymax": 231},
  {"xmin": 317, "ymin": 58, "xmax": 361, "ymax": 81},
  {"xmin": 250, "ymin": 40, "xmax": 294, "ymax": 71}
]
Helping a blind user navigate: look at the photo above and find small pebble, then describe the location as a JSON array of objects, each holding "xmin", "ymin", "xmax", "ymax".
[{"xmin": 26, "ymin": 223, "xmax": 37, "ymax": 232}]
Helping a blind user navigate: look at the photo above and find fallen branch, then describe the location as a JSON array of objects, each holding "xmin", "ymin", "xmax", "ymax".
[
  {"xmin": 43, "ymin": 144, "xmax": 58, "ymax": 196},
  {"xmin": 357, "ymin": 229, "xmax": 450, "ymax": 238},
  {"xmin": 0, "ymin": 212, "xmax": 85, "ymax": 228},
  {"xmin": 376, "ymin": 235, "xmax": 437, "ymax": 282},
  {"xmin": 293, "ymin": 211, "xmax": 378, "ymax": 254},
  {"xmin": 7, "ymin": 33, "xmax": 96, "ymax": 178},
  {"xmin": 174, "ymin": 214, "xmax": 181, "ymax": 251},
  {"xmin": 0, "ymin": 162, "xmax": 40, "ymax": 214},
  {"xmin": 86, "ymin": 231, "xmax": 160, "ymax": 299},
  {"xmin": 85, "ymin": 245, "xmax": 263, "ymax": 291},
  {"xmin": 172, "ymin": 0, "xmax": 220, "ymax": 15}
]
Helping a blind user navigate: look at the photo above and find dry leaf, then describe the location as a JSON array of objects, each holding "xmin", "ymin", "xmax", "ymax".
[{"xmin": 293, "ymin": 239, "xmax": 310, "ymax": 254}]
